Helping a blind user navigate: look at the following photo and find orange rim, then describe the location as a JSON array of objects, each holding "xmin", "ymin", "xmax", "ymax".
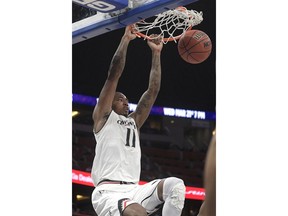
[{"xmin": 133, "ymin": 26, "xmax": 192, "ymax": 42}]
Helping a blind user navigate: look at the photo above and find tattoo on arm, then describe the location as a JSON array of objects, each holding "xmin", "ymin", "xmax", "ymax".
[
  {"xmin": 107, "ymin": 38, "xmax": 130, "ymax": 79},
  {"xmin": 136, "ymin": 92, "xmax": 152, "ymax": 115},
  {"xmin": 108, "ymin": 55, "xmax": 125, "ymax": 79}
]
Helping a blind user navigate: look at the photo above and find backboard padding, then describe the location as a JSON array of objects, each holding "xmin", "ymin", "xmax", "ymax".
[{"xmin": 72, "ymin": 0, "xmax": 199, "ymax": 44}]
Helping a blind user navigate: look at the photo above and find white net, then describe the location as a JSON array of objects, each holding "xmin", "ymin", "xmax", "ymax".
[{"xmin": 133, "ymin": 7, "xmax": 203, "ymax": 43}]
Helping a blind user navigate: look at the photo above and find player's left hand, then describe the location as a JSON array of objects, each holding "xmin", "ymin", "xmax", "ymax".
[
  {"xmin": 147, "ymin": 34, "xmax": 163, "ymax": 52},
  {"xmin": 124, "ymin": 25, "xmax": 137, "ymax": 41}
]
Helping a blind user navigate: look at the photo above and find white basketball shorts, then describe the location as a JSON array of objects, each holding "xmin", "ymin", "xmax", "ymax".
[{"xmin": 91, "ymin": 179, "xmax": 163, "ymax": 216}]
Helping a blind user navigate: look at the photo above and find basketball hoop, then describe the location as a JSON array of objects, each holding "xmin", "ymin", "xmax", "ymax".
[{"xmin": 132, "ymin": 6, "xmax": 203, "ymax": 44}]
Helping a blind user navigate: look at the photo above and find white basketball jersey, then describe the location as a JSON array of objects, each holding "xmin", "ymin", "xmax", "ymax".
[{"xmin": 91, "ymin": 110, "xmax": 141, "ymax": 186}]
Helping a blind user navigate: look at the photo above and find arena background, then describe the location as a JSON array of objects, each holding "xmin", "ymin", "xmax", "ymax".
[
  {"xmin": 72, "ymin": 0, "xmax": 216, "ymax": 215},
  {"xmin": 2, "ymin": 0, "xmax": 288, "ymax": 216}
]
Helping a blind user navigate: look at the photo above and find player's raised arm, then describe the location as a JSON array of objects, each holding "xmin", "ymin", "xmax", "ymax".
[
  {"xmin": 130, "ymin": 34, "xmax": 163, "ymax": 129},
  {"xmin": 92, "ymin": 26, "xmax": 136, "ymax": 133}
]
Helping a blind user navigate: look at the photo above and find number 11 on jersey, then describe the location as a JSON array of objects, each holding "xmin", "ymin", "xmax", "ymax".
[{"xmin": 125, "ymin": 128, "xmax": 136, "ymax": 148}]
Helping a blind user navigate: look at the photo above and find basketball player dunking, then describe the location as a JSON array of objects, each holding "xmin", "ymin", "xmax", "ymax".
[{"xmin": 91, "ymin": 25, "xmax": 186, "ymax": 216}]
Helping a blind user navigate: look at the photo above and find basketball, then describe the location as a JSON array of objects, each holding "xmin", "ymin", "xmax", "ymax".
[{"xmin": 178, "ymin": 29, "xmax": 212, "ymax": 64}]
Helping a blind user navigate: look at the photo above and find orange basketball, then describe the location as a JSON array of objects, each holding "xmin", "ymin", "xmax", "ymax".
[{"xmin": 178, "ymin": 29, "xmax": 212, "ymax": 64}]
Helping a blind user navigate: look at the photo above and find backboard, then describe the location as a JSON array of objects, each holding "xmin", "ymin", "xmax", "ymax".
[{"xmin": 72, "ymin": 0, "xmax": 199, "ymax": 44}]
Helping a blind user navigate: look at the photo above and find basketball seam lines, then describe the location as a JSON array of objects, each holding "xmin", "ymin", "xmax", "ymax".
[
  {"xmin": 185, "ymin": 30, "xmax": 197, "ymax": 48},
  {"xmin": 181, "ymin": 37, "xmax": 209, "ymax": 55},
  {"xmin": 178, "ymin": 30, "xmax": 212, "ymax": 63}
]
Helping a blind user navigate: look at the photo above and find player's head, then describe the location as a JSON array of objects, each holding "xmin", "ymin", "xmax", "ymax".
[{"xmin": 112, "ymin": 92, "xmax": 129, "ymax": 117}]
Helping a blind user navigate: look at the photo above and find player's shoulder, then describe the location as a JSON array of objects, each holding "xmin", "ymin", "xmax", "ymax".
[{"xmin": 128, "ymin": 111, "xmax": 136, "ymax": 119}]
